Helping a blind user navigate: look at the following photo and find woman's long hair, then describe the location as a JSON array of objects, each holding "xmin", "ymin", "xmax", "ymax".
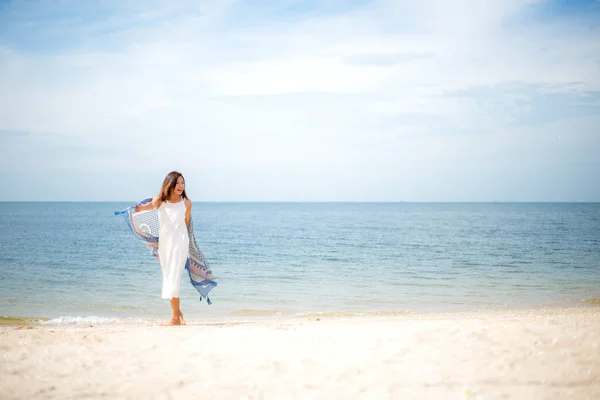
[{"xmin": 159, "ymin": 171, "xmax": 187, "ymax": 203}]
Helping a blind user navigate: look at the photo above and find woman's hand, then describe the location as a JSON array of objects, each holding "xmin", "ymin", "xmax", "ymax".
[{"xmin": 134, "ymin": 197, "xmax": 159, "ymax": 213}]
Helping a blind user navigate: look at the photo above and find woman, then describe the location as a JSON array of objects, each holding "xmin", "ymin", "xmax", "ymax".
[{"xmin": 135, "ymin": 171, "xmax": 192, "ymax": 326}]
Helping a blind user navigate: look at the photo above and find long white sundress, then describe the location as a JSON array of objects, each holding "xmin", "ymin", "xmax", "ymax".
[{"xmin": 156, "ymin": 199, "xmax": 190, "ymax": 299}]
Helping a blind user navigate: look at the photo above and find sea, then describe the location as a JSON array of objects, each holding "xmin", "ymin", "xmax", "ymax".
[{"xmin": 0, "ymin": 202, "xmax": 598, "ymax": 325}]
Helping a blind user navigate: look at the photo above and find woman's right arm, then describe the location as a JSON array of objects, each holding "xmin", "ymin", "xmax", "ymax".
[{"xmin": 135, "ymin": 196, "xmax": 159, "ymax": 213}]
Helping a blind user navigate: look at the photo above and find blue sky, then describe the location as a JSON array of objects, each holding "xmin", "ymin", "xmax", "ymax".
[{"xmin": 1, "ymin": 0, "xmax": 599, "ymax": 201}]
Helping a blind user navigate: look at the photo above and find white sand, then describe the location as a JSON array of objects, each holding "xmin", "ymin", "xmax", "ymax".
[{"xmin": 1, "ymin": 307, "xmax": 599, "ymax": 400}]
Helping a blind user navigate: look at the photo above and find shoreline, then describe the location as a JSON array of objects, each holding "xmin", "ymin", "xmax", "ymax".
[{"xmin": 2, "ymin": 301, "xmax": 600, "ymax": 327}]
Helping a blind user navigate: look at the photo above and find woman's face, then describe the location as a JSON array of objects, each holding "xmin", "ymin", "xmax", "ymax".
[{"xmin": 174, "ymin": 176, "xmax": 185, "ymax": 196}]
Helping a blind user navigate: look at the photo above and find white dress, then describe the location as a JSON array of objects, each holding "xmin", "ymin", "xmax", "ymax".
[{"xmin": 156, "ymin": 199, "xmax": 190, "ymax": 299}]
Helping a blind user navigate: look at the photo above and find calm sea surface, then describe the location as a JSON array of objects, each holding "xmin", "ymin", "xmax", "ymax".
[{"xmin": 0, "ymin": 202, "xmax": 598, "ymax": 324}]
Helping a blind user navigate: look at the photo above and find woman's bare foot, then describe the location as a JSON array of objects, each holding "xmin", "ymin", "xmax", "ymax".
[
  {"xmin": 161, "ymin": 317, "xmax": 181, "ymax": 326},
  {"xmin": 179, "ymin": 312, "xmax": 186, "ymax": 325}
]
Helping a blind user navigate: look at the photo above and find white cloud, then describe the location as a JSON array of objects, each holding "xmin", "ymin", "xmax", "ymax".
[{"xmin": 0, "ymin": 0, "xmax": 599, "ymax": 201}]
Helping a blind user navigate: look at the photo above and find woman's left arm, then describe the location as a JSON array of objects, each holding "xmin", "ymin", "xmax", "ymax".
[{"xmin": 185, "ymin": 198, "xmax": 192, "ymax": 230}]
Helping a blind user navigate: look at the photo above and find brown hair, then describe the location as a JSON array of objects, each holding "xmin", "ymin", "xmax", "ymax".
[{"xmin": 159, "ymin": 171, "xmax": 187, "ymax": 203}]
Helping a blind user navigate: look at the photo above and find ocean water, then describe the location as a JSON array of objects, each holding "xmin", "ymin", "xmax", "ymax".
[{"xmin": 0, "ymin": 202, "xmax": 598, "ymax": 324}]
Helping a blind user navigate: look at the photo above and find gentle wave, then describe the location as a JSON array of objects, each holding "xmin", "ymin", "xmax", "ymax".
[
  {"xmin": 40, "ymin": 316, "xmax": 148, "ymax": 325},
  {"xmin": 0, "ymin": 316, "xmax": 49, "ymax": 325}
]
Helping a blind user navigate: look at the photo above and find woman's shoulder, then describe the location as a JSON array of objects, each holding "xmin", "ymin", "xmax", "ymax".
[
  {"xmin": 151, "ymin": 196, "xmax": 162, "ymax": 208},
  {"xmin": 184, "ymin": 197, "xmax": 192, "ymax": 208}
]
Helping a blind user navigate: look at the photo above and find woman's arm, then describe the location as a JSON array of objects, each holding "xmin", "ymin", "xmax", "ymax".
[
  {"xmin": 135, "ymin": 196, "xmax": 159, "ymax": 213},
  {"xmin": 185, "ymin": 198, "xmax": 192, "ymax": 230}
]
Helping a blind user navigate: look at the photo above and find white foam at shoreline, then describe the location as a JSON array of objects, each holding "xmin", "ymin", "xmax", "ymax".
[{"xmin": 40, "ymin": 316, "xmax": 149, "ymax": 325}]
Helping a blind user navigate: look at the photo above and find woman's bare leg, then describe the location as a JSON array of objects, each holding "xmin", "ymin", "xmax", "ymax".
[{"xmin": 162, "ymin": 297, "xmax": 182, "ymax": 326}]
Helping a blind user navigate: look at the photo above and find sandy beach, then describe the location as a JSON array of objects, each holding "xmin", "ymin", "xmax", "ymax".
[{"xmin": 1, "ymin": 307, "xmax": 599, "ymax": 400}]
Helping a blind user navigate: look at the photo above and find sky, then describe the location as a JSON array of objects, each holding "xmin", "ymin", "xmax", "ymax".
[{"xmin": 0, "ymin": 0, "xmax": 599, "ymax": 202}]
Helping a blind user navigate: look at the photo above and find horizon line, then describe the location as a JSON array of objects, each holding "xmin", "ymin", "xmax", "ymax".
[{"xmin": 1, "ymin": 200, "xmax": 599, "ymax": 204}]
